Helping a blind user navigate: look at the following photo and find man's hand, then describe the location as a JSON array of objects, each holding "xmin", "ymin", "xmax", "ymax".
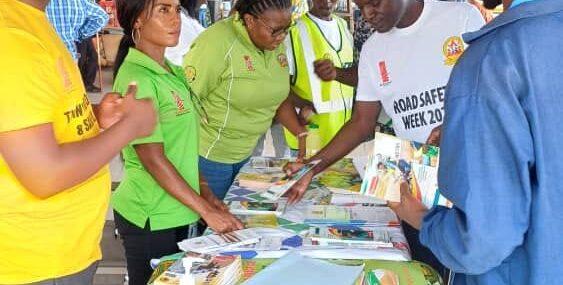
[
  {"xmin": 426, "ymin": 125, "xmax": 442, "ymax": 146},
  {"xmin": 286, "ymin": 171, "xmax": 314, "ymax": 205},
  {"xmin": 283, "ymin": 161, "xmax": 306, "ymax": 176},
  {"xmin": 94, "ymin": 92, "xmax": 123, "ymax": 129},
  {"xmin": 388, "ymin": 181, "xmax": 428, "ymax": 230},
  {"xmin": 314, "ymin": 59, "xmax": 337, "ymax": 81}
]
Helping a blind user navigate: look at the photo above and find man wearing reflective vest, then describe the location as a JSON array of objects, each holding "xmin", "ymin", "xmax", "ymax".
[{"xmin": 284, "ymin": 0, "xmax": 355, "ymax": 154}]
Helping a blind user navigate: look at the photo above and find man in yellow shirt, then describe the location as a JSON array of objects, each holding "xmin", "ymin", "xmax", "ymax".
[{"xmin": 0, "ymin": 1, "xmax": 157, "ymax": 283}]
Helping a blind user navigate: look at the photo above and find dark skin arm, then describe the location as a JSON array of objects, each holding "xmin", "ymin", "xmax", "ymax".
[
  {"xmin": 285, "ymin": 101, "xmax": 381, "ymax": 203},
  {"xmin": 134, "ymin": 143, "xmax": 243, "ymax": 233},
  {"xmin": 0, "ymin": 86, "xmax": 156, "ymax": 199},
  {"xmin": 314, "ymin": 59, "xmax": 358, "ymax": 87},
  {"xmin": 275, "ymin": 97, "xmax": 308, "ymax": 160}
]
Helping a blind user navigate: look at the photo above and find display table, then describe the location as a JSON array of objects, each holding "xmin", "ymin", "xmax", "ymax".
[{"xmin": 149, "ymin": 157, "xmax": 443, "ymax": 284}]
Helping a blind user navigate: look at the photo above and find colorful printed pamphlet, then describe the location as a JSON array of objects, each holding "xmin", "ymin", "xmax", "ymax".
[
  {"xmin": 360, "ymin": 133, "xmax": 452, "ymax": 209},
  {"xmin": 228, "ymin": 201, "xmax": 287, "ymax": 216},
  {"xmin": 303, "ymin": 205, "xmax": 400, "ymax": 227},
  {"xmin": 236, "ymin": 214, "xmax": 280, "ymax": 228},
  {"xmin": 177, "ymin": 229, "xmax": 261, "ymax": 254},
  {"xmin": 152, "ymin": 252, "xmax": 242, "ymax": 285},
  {"xmin": 308, "ymin": 225, "xmax": 393, "ymax": 248},
  {"xmin": 260, "ymin": 160, "xmax": 321, "ymax": 201}
]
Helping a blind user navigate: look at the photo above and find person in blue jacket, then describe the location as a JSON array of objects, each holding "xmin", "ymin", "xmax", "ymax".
[{"xmin": 389, "ymin": 0, "xmax": 563, "ymax": 284}]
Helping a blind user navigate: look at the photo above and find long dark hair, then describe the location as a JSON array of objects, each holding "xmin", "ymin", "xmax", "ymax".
[
  {"xmin": 180, "ymin": 0, "xmax": 198, "ymax": 18},
  {"xmin": 113, "ymin": 0, "xmax": 155, "ymax": 78},
  {"xmin": 233, "ymin": 0, "xmax": 291, "ymax": 17}
]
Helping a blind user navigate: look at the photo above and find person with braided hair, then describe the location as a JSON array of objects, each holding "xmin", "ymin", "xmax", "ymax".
[{"xmin": 183, "ymin": 0, "xmax": 307, "ymax": 200}]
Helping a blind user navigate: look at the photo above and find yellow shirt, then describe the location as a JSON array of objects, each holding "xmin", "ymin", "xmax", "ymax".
[{"xmin": 0, "ymin": 1, "xmax": 111, "ymax": 283}]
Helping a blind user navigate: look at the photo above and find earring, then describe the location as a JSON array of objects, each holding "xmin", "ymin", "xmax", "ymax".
[{"xmin": 131, "ymin": 28, "xmax": 141, "ymax": 45}]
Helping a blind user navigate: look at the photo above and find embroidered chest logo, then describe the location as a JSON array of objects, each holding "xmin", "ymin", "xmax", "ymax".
[
  {"xmin": 378, "ymin": 61, "xmax": 391, "ymax": 86},
  {"xmin": 443, "ymin": 36, "xmax": 465, "ymax": 66},
  {"xmin": 171, "ymin": 91, "xmax": 189, "ymax": 115},
  {"xmin": 185, "ymin": 66, "xmax": 197, "ymax": 83},
  {"xmin": 278, "ymin": 54, "xmax": 288, "ymax": 68},
  {"xmin": 243, "ymin": 55, "xmax": 255, "ymax": 71}
]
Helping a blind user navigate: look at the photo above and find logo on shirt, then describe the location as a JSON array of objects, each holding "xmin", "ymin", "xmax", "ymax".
[
  {"xmin": 443, "ymin": 36, "xmax": 465, "ymax": 66},
  {"xmin": 243, "ymin": 55, "xmax": 255, "ymax": 71},
  {"xmin": 278, "ymin": 54, "xmax": 288, "ymax": 68},
  {"xmin": 171, "ymin": 91, "xmax": 189, "ymax": 115},
  {"xmin": 185, "ymin": 66, "xmax": 197, "ymax": 83},
  {"xmin": 378, "ymin": 61, "xmax": 391, "ymax": 86}
]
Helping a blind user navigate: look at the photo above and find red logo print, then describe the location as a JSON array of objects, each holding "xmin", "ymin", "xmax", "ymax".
[
  {"xmin": 244, "ymin": 55, "xmax": 255, "ymax": 71},
  {"xmin": 378, "ymin": 61, "xmax": 391, "ymax": 86}
]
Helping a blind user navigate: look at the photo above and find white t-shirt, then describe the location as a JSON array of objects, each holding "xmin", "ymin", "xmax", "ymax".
[
  {"xmin": 165, "ymin": 10, "xmax": 205, "ymax": 66},
  {"xmin": 286, "ymin": 12, "xmax": 348, "ymax": 75},
  {"xmin": 356, "ymin": 1, "xmax": 485, "ymax": 143}
]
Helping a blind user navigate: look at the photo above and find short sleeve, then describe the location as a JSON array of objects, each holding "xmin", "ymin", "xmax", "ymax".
[
  {"xmin": 465, "ymin": 4, "xmax": 486, "ymax": 33},
  {"xmin": 355, "ymin": 38, "xmax": 380, "ymax": 102},
  {"xmin": 0, "ymin": 30, "xmax": 58, "ymax": 133},
  {"xmin": 113, "ymin": 68, "xmax": 163, "ymax": 145},
  {"xmin": 183, "ymin": 32, "xmax": 226, "ymax": 101}
]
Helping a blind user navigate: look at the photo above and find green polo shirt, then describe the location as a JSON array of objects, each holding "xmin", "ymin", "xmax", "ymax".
[
  {"xmin": 112, "ymin": 48, "xmax": 200, "ymax": 231},
  {"xmin": 184, "ymin": 14, "xmax": 290, "ymax": 164}
]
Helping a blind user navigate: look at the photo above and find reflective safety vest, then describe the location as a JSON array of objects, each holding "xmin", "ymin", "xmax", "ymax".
[{"xmin": 284, "ymin": 14, "xmax": 355, "ymax": 150}]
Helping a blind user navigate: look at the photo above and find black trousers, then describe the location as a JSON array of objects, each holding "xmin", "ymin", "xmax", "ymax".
[
  {"xmin": 114, "ymin": 211, "xmax": 197, "ymax": 285},
  {"xmin": 77, "ymin": 36, "xmax": 98, "ymax": 88}
]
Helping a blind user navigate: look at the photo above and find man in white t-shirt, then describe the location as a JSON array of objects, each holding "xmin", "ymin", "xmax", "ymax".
[
  {"xmin": 284, "ymin": 0, "xmax": 485, "ymax": 278},
  {"xmin": 283, "ymin": 0, "xmax": 356, "ymax": 153},
  {"xmin": 165, "ymin": 2, "xmax": 206, "ymax": 66}
]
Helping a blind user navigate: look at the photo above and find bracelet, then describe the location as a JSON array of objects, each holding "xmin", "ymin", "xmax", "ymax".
[{"xmin": 297, "ymin": 131, "xmax": 309, "ymax": 138}]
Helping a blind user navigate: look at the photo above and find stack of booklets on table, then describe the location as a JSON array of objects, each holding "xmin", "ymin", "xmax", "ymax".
[
  {"xmin": 237, "ymin": 172, "xmax": 286, "ymax": 190},
  {"xmin": 177, "ymin": 229, "xmax": 261, "ymax": 254},
  {"xmin": 235, "ymin": 214, "xmax": 279, "ymax": 228},
  {"xmin": 237, "ymin": 157, "xmax": 291, "ymax": 190},
  {"xmin": 227, "ymin": 200, "xmax": 286, "ymax": 216},
  {"xmin": 301, "ymin": 204, "xmax": 401, "ymax": 227},
  {"xmin": 307, "ymin": 225, "xmax": 393, "ymax": 248},
  {"xmin": 360, "ymin": 133, "xmax": 452, "ymax": 209},
  {"xmin": 152, "ymin": 252, "xmax": 242, "ymax": 285}
]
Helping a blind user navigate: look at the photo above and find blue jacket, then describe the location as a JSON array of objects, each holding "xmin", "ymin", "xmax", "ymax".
[{"xmin": 419, "ymin": 0, "xmax": 563, "ymax": 284}]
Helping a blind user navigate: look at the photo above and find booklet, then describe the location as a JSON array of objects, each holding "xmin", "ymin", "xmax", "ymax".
[
  {"xmin": 228, "ymin": 201, "xmax": 287, "ymax": 216},
  {"xmin": 308, "ymin": 225, "xmax": 393, "ymax": 248},
  {"xmin": 152, "ymin": 252, "xmax": 242, "ymax": 285},
  {"xmin": 303, "ymin": 205, "xmax": 400, "ymax": 227},
  {"xmin": 360, "ymin": 133, "xmax": 452, "ymax": 209},
  {"xmin": 177, "ymin": 229, "xmax": 261, "ymax": 254},
  {"xmin": 260, "ymin": 160, "xmax": 321, "ymax": 201}
]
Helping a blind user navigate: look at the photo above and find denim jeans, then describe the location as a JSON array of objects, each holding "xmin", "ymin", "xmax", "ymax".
[{"xmin": 198, "ymin": 156, "xmax": 250, "ymax": 200}]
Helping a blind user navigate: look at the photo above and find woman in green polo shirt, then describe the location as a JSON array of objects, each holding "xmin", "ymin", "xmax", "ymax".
[
  {"xmin": 184, "ymin": 0, "xmax": 307, "ymax": 200},
  {"xmin": 112, "ymin": 0, "xmax": 243, "ymax": 284}
]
